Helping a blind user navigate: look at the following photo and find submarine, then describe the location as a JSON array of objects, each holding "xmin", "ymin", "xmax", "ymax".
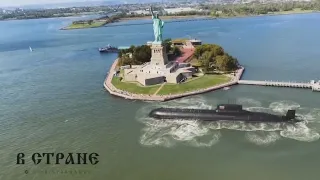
[{"xmin": 149, "ymin": 104, "xmax": 301, "ymax": 123}]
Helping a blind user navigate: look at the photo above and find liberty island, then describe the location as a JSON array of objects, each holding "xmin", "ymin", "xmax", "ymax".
[
  {"xmin": 103, "ymin": 7, "xmax": 320, "ymax": 101},
  {"xmin": 104, "ymin": 6, "xmax": 242, "ymax": 101}
]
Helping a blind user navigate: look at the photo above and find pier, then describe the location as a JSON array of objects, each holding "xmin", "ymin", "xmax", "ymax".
[
  {"xmin": 104, "ymin": 63, "xmax": 319, "ymax": 102},
  {"xmin": 238, "ymin": 80, "xmax": 320, "ymax": 91}
]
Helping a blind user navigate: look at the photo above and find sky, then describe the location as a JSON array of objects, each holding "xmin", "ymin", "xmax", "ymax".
[{"xmin": 0, "ymin": 0, "xmax": 105, "ymax": 7}]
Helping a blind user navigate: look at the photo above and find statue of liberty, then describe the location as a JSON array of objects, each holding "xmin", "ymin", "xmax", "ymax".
[{"xmin": 150, "ymin": 6, "xmax": 164, "ymax": 43}]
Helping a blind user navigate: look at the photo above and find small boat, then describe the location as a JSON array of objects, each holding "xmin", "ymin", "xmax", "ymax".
[
  {"xmin": 99, "ymin": 44, "xmax": 119, "ymax": 53},
  {"xmin": 223, "ymin": 87, "xmax": 230, "ymax": 90},
  {"xmin": 29, "ymin": 46, "xmax": 33, "ymax": 52}
]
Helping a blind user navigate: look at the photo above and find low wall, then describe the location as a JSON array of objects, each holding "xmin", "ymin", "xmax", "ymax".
[{"xmin": 104, "ymin": 59, "xmax": 245, "ymax": 102}]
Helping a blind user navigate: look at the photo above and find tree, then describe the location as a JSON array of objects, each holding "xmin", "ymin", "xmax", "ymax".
[
  {"xmin": 163, "ymin": 38, "xmax": 172, "ymax": 52},
  {"xmin": 118, "ymin": 51, "xmax": 123, "ymax": 58},
  {"xmin": 200, "ymin": 51, "xmax": 213, "ymax": 62},
  {"xmin": 200, "ymin": 51, "xmax": 212, "ymax": 73},
  {"xmin": 194, "ymin": 44, "xmax": 223, "ymax": 59},
  {"xmin": 201, "ymin": 58, "xmax": 210, "ymax": 73},
  {"xmin": 210, "ymin": 11, "xmax": 217, "ymax": 17},
  {"xmin": 117, "ymin": 45, "xmax": 151, "ymax": 66},
  {"xmin": 194, "ymin": 44, "xmax": 239, "ymax": 72},
  {"xmin": 199, "ymin": 51, "xmax": 216, "ymax": 73},
  {"xmin": 194, "ymin": 46, "xmax": 202, "ymax": 59},
  {"xmin": 215, "ymin": 55, "xmax": 229, "ymax": 71},
  {"xmin": 215, "ymin": 54, "xmax": 238, "ymax": 71},
  {"xmin": 132, "ymin": 45, "xmax": 151, "ymax": 64},
  {"xmin": 88, "ymin": 20, "xmax": 93, "ymax": 25},
  {"xmin": 172, "ymin": 46, "xmax": 181, "ymax": 56},
  {"xmin": 212, "ymin": 45, "xmax": 224, "ymax": 56},
  {"xmin": 225, "ymin": 54, "xmax": 239, "ymax": 70}
]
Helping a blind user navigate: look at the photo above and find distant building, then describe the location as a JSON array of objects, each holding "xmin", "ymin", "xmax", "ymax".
[
  {"xmin": 164, "ymin": 7, "xmax": 199, "ymax": 14},
  {"xmin": 172, "ymin": 39, "xmax": 202, "ymax": 47},
  {"xmin": 190, "ymin": 39, "xmax": 202, "ymax": 46},
  {"xmin": 172, "ymin": 41, "xmax": 184, "ymax": 46},
  {"xmin": 127, "ymin": 10, "xmax": 156, "ymax": 15}
]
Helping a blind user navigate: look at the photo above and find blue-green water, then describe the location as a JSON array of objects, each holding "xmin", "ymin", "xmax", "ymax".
[{"xmin": 1, "ymin": 14, "xmax": 320, "ymax": 180}]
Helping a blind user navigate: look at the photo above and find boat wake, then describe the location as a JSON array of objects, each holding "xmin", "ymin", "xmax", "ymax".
[{"xmin": 136, "ymin": 96, "xmax": 320, "ymax": 147}]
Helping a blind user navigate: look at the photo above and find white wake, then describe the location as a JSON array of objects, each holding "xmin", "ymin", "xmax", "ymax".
[{"xmin": 137, "ymin": 96, "xmax": 320, "ymax": 147}]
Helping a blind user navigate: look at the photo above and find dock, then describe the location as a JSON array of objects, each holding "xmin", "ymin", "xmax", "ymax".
[
  {"xmin": 238, "ymin": 80, "xmax": 320, "ymax": 91},
  {"xmin": 104, "ymin": 61, "xmax": 319, "ymax": 102}
]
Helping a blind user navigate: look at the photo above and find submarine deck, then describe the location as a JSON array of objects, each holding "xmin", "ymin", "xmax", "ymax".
[{"xmin": 149, "ymin": 108, "xmax": 293, "ymax": 123}]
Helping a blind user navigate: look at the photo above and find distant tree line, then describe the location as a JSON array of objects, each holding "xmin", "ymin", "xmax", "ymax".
[
  {"xmin": 0, "ymin": 11, "xmax": 69, "ymax": 20},
  {"xmin": 194, "ymin": 44, "xmax": 239, "ymax": 72},
  {"xmin": 115, "ymin": 1, "xmax": 320, "ymax": 19},
  {"xmin": 206, "ymin": 1, "xmax": 320, "ymax": 17},
  {"xmin": 72, "ymin": 13, "xmax": 126, "ymax": 25},
  {"xmin": 125, "ymin": 10, "xmax": 210, "ymax": 18},
  {"xmin": 167, "ymin": 10, "xmax": 210, "ymax": 16}
]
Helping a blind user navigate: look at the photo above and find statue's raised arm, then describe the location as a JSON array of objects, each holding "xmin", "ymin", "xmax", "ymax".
[{"xmin": 150, "ymin": 6, "xmax": 155, "ymax": 18}]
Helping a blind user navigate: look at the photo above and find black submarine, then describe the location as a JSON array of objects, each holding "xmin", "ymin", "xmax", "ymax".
[{"xmin": 149, "ymin": 104, "xmax": 301, "ymax": 123}]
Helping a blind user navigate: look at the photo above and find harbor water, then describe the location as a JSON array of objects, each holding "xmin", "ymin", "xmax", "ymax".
[{"xmin": 0, "ymin": 13, "xmax": 320, "ymax": 180}]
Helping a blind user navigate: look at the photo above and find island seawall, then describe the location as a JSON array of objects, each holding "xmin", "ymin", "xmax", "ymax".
[{"xmin": 104, "ymin": 58, "xmax": 245, "ymax": 102}]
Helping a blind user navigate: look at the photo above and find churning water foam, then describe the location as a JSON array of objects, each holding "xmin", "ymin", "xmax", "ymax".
[{"xmin": 137, "ymin": 96, "xmax": 320, "ymax": 147}]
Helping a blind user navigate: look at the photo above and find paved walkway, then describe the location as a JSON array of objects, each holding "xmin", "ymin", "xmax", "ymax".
[
  {"xmin": 175, "ymin": 46, "xmax": 194, "ymax": 63},
  {"xmin": 153, "ymin": 83, "xmax": 166, "ymax": 95},
  {"xmin": 103, "ymin": 58, "xmax": 245, "ymax": 102}
]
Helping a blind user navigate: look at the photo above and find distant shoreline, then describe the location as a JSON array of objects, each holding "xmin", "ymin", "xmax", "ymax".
[
  {"xmin": 0, "ymin": 12, "xmax": 100, "ymax": 22},
  {"xmin": 60, "ymin": 15, "xmax": 211, "ymax": 30},
  {"xmin": 118, "ymin": 10, "xmax": 319, "ymax": 22},
  {"xmin": 60, "ymin": 10, "xmax": 319, "ymax": 30},
  {"xmin": 119, "ymin": 15, "xmax": 209, "ymax": 21},
  {"xmin": 1, "ymin": 9, "xmax": 318, "ymax": 29}
]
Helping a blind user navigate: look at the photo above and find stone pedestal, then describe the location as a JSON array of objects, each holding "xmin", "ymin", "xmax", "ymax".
[{"xmin": 150, "ymin": 42, "xmax": 168, "ymax": 66}]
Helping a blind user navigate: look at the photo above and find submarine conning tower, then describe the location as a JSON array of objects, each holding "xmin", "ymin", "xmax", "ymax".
[{"xmin": 216, "ymin": 104, "xmax": 243, "ymax": 112}]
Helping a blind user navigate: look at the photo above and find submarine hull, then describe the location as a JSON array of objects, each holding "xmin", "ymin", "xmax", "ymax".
[{"xmin": 149, "ymin": 108, "xmax": 297, "ymax": 123}]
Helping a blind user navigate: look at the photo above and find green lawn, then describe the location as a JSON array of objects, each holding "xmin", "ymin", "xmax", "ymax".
[
  {"xmin": 157, "ymin": 74, "xmax": 231, "ymax": 95},
  {"xmin": 64, "ymin": 21, "xmax": 106, "ymax": 30},
  {"xmin": 111, "ymin": 75, "xmax": 231, "ymax": 95},
  {"xmin": 111, "ymin": 77, "xmax": 160, "ymax": 94}
]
